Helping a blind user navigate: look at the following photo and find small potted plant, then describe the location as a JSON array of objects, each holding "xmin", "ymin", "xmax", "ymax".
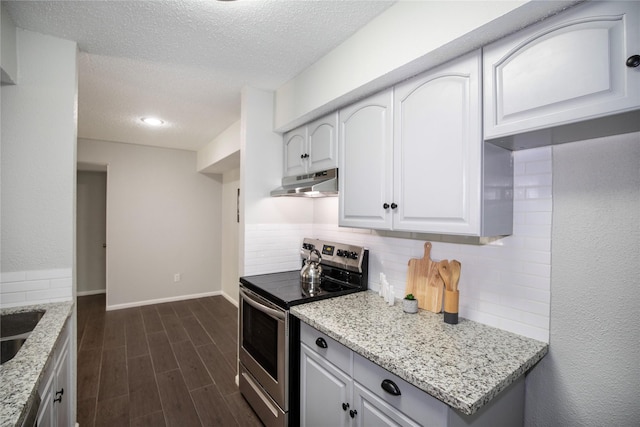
[{"xmin": 403, "ymin": 294, "xmax": 418, "ymax": 314}]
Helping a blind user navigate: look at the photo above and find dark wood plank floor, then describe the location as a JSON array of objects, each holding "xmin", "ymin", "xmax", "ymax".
[{"xmin": 77, "ymin": 294, "xmax": 263, "ymax": 427}]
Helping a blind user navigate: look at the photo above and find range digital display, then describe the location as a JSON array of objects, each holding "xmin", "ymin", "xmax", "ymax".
[{"xmin": 322, "ymin": 245, "xmax": 335, "ymax": 256}]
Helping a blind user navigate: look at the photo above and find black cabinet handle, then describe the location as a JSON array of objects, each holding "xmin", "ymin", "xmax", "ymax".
[
  {"xmin": 315, "ymin": 337, "xmax": 328, "ymax": 348},
  {"xmin": 626, "ymin": 55, "xmax": 640, "ymax": 68},
  {"xmin": 54, "ymin": 388, "xmax": 64, "ymax": 403},
  {"xmin": 349, "ymin": 409, "xmax": 358, "ymax": 418},
  {"xmin": 342, "ymin": 403, "xmax": 349, "ymax": 411},
  {"xmin": 390, "ymin": 203, "xmax": 398, "ymax": 209},
  {"xmin": 383, "ymin": 203, "xmax": 389, "ymax": 209},
  {"xmin": 381, "ymin": 379, "xmax": 401, "ymax": 396}
]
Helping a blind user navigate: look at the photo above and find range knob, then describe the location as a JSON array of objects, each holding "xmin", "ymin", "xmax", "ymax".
[
  {"xmin": 348, "ymin": 251, "xmax": 359, "ymax": 260},
  {"xmin": 336, "ymin": 249, "xmax": 345, "ymax": 257}
]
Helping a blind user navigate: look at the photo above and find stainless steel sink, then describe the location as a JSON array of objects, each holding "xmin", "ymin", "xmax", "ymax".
[
  {"xmin": 0, "ymin": 310, "xmax": 45, "ymax": 364},
  {"xmin": 1, "ymin": 338, "xmax": 28, "ymax": 364}
]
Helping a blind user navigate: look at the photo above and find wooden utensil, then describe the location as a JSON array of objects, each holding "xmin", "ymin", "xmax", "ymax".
[
  {"xmin": 449, "ymin": 260, "xmax": 461, "ymax": 292},
  {"xmin": 444, "ymin": 260, "xmax": 461, "ymax": 324},
  {"xmin": 437, "ymin": 260, "xmax": 451, "ymax": 291},
  {"xmin": 425, "ymin": 263, "xmax": 444, "ymax": 313}
]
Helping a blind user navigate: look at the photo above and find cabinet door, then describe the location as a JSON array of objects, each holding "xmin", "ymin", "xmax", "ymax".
[
  {"xmin": 300, "ymin": 343, "xmax": 351, "ymax": 427},
  {"xmin": 393, "ymin": 50, "xmax": 482, "ymax": 235},
  {"xmin": 353, "ymin": 383, "xmax": 422, "ymax": 427},
  {"xmin": 55, "ymin": 340, "xmax": 72, "ymax": 427},
  {"xmin": 339, "ymin": 89, "xmax": 394, "ymax": 229},
  {"xmin": 37, "ymin": 372, "xmax": 55, "ymax": 427},
  {"xmin": 284, "ymin": 126, "xmax": 308, "ymax": 176},
  {"xmin": 484, "ymin": 1, "xmax": 640, "ymax": 139},
  {"xmin": 308, "ymin": 113, "xmax": 338, "ymax": 173}
]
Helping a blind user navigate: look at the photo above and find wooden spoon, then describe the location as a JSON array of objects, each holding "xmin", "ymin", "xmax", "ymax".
[
  {"xmin": 450, "ymin": 260, "xmax": 461, "ymax": 292},
  {"xmin": 437, "ymin": 260, "xmax": 451, "ymax": 291}
]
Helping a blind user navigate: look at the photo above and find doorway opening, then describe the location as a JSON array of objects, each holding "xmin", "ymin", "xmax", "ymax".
[{"xmin": 76, "ymin": 163, "xmax": 108, "ymax": 298}]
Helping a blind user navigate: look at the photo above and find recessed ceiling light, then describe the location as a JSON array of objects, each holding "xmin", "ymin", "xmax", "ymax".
[{"xmin": 140, "ymin": 117, "xmax": 164, "ymax": 126}]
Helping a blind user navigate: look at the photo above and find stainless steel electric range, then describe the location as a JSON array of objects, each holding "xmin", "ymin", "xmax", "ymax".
[{"xmin": 238, "ymin": 238, "xmax": 369, "ymax": 427}]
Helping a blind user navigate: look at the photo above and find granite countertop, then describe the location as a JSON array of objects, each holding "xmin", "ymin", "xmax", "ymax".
[
  {"xmin": 291, "ymin": 291, "xmax": 548, "ymax": 416},
  {"xmin": 0, "ymin": 301, "xmax": 74, "ymax": 427}
]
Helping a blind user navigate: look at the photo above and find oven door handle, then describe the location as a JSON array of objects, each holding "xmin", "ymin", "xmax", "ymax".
[{"xmin": 240, "ymin": 288, "xmax": 286, "ymax": 320}]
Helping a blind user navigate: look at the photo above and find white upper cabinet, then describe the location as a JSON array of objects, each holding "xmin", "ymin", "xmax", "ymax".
[
  {"xmin": 393, "ymin": 50, "xmax": 483, "ymax": 235},
  {"xmin": 283, "ymin": 113, "xmax": 338, "ymax": 176},
  {"xmin": 339, "ymin": 89, "xmax": 394, "ymax": 230},
  {"xmin": 283, "ymin": 127, "xmax": 307, "ymax": 177},
  {"xmin": 484, "ymin": 1, "xmax": 640, "ymax": 140},
  {"xmin": 340, "ymin": 50, "xmax": 512, "ymax": 237}
]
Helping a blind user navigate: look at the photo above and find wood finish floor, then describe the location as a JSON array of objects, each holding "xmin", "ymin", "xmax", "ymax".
[{"xmin": 77, "ymin": 294, "xmax": 263, "ymax": 427}]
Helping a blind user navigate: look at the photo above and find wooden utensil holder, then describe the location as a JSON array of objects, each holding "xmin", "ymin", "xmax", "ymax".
[{"xmin": 444, "ymin": 290, "xmax": 459, "ymax": 324}]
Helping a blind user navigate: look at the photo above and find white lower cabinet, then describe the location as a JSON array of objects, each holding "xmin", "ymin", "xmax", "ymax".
[
  {"xmin": 37, "ymin": 317, "xmax": 72, "ymax": 427},
  {"xmin": 300, "ymin": 342, "xmax": 352, "ymax": 427},
  {"xmin": 353, "ymin": 383, "xmax": 422, "ymax": 427},
  {"xmin": 299, "ymin": 321, "xmax": 525, "ymax": 427}
]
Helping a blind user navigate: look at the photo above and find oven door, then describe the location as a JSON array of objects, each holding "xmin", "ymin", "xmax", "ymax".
[{"xmin": 239, "ymin": 286, "xmax": 288, "ymax": 411}]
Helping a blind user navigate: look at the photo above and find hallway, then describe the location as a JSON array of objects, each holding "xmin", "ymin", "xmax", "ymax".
[{"xmin": 76, "ymin": 294, "xmax": 262, "ymax": 426}]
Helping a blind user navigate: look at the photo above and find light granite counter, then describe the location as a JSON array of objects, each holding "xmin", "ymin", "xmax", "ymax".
[
  {"xmin": 291, "ymin": 291, "xmax": 548, "ymax": 416},
  {"xmin": 0, "ymin": 301, "xmax": 74, "ymax": 427}
]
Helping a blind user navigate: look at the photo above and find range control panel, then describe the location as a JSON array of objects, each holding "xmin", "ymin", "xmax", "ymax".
[{"xmin": 301, "ymin": 238, "xmax": 367, "ymax": 273}]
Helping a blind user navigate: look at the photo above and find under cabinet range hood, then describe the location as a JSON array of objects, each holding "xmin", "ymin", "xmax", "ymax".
[{"xmin": 270, "ymin": 168, "xmax": 338, "ymax": 197}]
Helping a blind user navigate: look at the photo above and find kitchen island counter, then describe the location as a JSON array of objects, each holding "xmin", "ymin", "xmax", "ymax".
[
  {"xmin": 291, "ymin": 291, "xmax": 547, "ymax": 416},
  {"xmin": 0, "ymin": 301, "xmax": 74, "ymax": 427}
]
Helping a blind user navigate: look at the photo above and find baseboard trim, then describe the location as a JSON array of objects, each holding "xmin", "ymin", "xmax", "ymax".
[
  {"xmin": 106, "ymin": 290, "xmax": 222, "ymax": 311},
  {"xmin": 221, "ymin": 291, "xmax": 238, "ymax": 307},
  {"xmin": 76, "ymin": 289, "xmax": 106, "ymax": 296}
]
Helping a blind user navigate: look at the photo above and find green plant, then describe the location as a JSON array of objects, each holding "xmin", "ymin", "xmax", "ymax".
[{"xmin": 405, "ymin": 293, "xmax": 415, "ymax": 300}]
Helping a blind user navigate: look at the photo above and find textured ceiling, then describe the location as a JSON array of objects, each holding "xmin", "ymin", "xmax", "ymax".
[{"xmin": 4, "ymin": 0, "xmax": 394, "ymax": 151}]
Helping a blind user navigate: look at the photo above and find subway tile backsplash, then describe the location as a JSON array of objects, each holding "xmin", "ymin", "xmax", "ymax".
[
  {"xmin": 245, "ymin": 147, "xmax": 552, "ymax": 342},
  {"xmin": 0, "ymin": 268, "xmax": 73, "ymax": 308}
]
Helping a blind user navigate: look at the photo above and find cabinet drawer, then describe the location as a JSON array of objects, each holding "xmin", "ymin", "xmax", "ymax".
[
  {"xmin": 353, "ymin": 353, "xmax": 448, "ymax": 423},
  {"xmin": 300, "ymin": 321, "xmax": 352, "ymax": 375}
]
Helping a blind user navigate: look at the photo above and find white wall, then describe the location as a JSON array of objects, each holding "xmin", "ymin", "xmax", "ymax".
[
  {"xmin": 221, "ymin": 168, "xmax": 240, "ymax": 305},
  {"xmin": 197, "ymin": 120, "xmax": 241, "ymax": 173},
  {"xmin": 77, "ymin": 138, "xmax": 222, "ymax": 309},
  {"xmin": 525, "ymin": 132, "xmax": 640, "ymax": 426},
  {"xmin": 0, "ymin": 29, "xmax": 77, "ymax": 307},
  {"xmin": 274, "ymin": 0, "xmax": 579, "ymax": 130},
  {"xmin": 1, "ymin": 3, "xmax": 18, "ymax": 84},
  {"xmin": 240, "ymin": 87, "xmax": 314, "ymax": 276}
]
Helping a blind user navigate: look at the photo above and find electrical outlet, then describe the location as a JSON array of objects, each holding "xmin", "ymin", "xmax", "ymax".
[{"xmin": 174, "ymin": 273, "xmax": 181, "ymax": 282}]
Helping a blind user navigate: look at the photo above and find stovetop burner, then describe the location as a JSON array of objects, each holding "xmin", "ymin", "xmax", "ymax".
[{"xmin": 239, "ymin": 238, "xmax": 369, "ymax": 309}]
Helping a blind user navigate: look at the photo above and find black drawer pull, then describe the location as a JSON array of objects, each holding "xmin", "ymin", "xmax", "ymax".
[
  {"xmin": 315, "ymin": 337, "xmax": 328, "ymax": 348},
  {"xmin": 349, "ymin": 409, "xmax": 358, "ymax": 418},
  {"xmin": 342, "ymin": 402, "xmax": 349, "ymax": 411},
  {"xmin": 54, "ymin": 388, "xmax": 64, "ymax": 403},
  {"xmin": 381, "ymin": 379, "xmax": 401, "ymax": 396},
  {"xmin": 626, "ymin": 55, "xmax": 640, "ymax": 68}
]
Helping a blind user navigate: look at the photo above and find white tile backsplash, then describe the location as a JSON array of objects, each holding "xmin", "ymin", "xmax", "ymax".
[
  {"xmin": 244, "ymin": 223, "xmax": 313, "ymax": 275},
  {"xmin": 0, "ymin": 268, "xmax": 73, "ymax": 308},
  {"xmin": 244, "ymin": 147, "xmax": 552, "ymax": 342}
]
